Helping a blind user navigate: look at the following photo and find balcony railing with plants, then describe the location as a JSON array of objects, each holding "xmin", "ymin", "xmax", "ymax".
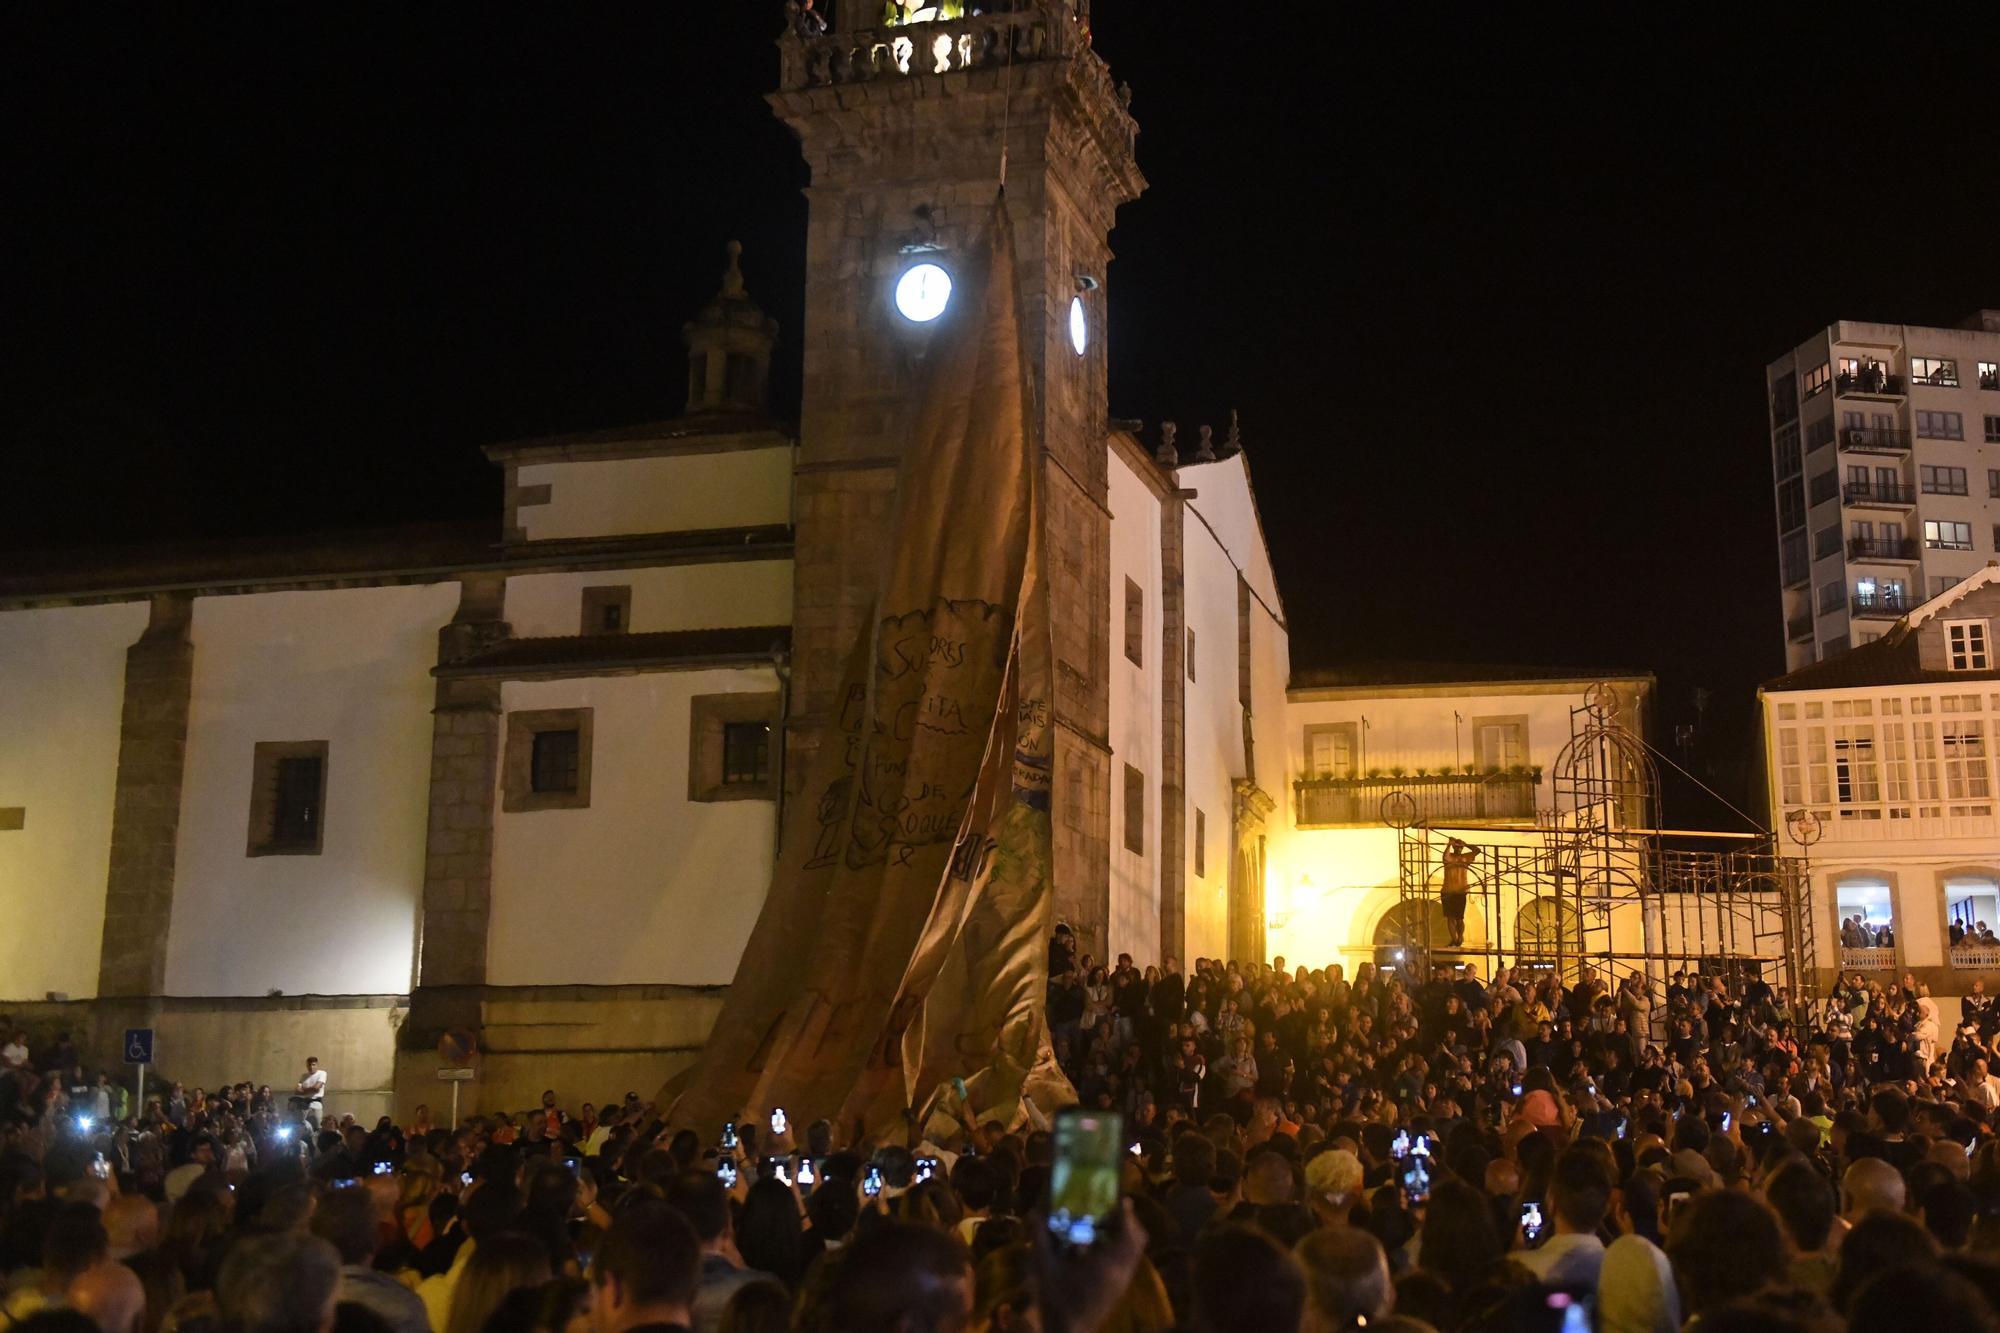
[
  {"xmin": 1295, "ymin": 768, "xmax": 1540, "ymax": 828},
  {"xmin": 1851, "ymin": 593, "xmax": 1910, "ymax": 618},
  {"xmin": 1843, "ymin": 482, "xmax": 1916, "ymax": 506},
  {"xmin": 1839, "ymin": 426, "xmax": 1912, "ymax": 454},
  {"xmin": 1849, "ymin": 537, "xmax": 1919, "ymax": 561},
  {"xmin": 1837, "ymin": 369, "xmax": 1905, "ymax": 397}
]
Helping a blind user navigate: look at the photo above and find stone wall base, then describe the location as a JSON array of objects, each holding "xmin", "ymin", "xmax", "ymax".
[{"xmin": 394, "ymin": 983, "xmax": 727, "ymax": 1123}]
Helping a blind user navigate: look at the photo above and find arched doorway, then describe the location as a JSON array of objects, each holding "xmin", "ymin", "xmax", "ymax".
[
  {"xmin": 1373, "ymin": 900, "xmax": 1448, "ymax": 977},
  {"xmin": 1514, "ymin": 895, "xmax": 1583, "ymax": 984}
]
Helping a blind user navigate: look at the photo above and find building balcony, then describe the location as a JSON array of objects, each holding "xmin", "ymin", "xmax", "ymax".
[
  {"xmin": 1839, "ymin": 426, "xmax": 1912, "ymax": 454},
  {"xmin": 1838, "ymin": 946, "xmax": 1897, "ymax": 972},
  {"xmin": 780, "ymin": 5, "xmax": 1101, "ymax": 95},
  {"xmin": 1842, "ymin": 482, "xmax": 1916, "ymax": 507},
  {"xmin": 1851, "ymin": 593, "xmax": 1911, "ymax": 619},
  {"xmin": 1836, "ymin": 370, "xmax": 1906, "ymax": 398},
  {"xmin": 1787, "ymin": 613, "xmax": 1814, "ymax": 642},
  {"xmin": 1849, "ymin": 537, "xmax": 1919, "ymax": 562},
  {"xmin": 1952, "ymin": 944, "xmax": 2000, "ymax": 971},
  {"xmin": 1294, "ymin": 771, "xmax": 1538, "ymax": 828}
]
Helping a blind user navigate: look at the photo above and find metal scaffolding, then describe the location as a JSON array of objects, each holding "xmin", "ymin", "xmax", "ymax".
[{"xmin": 1386, "ymin": 684, "xmax": 1817, "ymax": 1027}]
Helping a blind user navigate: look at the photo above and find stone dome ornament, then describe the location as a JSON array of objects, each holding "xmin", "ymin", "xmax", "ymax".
[
  {"xmin": 894, "ymin": 262, "xmax": 952, "ymax": 323},
  {"xmin": 682, "ymin": 240, "xmax": 779, "ymax": 416}
]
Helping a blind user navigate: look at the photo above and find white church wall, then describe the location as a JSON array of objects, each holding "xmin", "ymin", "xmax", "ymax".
[
  {"xmin": 164, "ymin": 583, "xmax": 457, "ymax": 998},
  {"xmin": 1182, "ymin": 511, "xmax": 1244, "ymax": 967},
  {"xmin": 487, "ymin": 668, "xmax": 779, "ymax": 987},
  {"xmin": 516, "ymin": 445, "xmax": 792, "ymax": 542},
  {"xmin": 1106, "ymin": 447, "xmax": 1162, "ymax": 964},
  {"xmin": 505, "ymin": 560, "xmax": 793, "ymax": 640},
  {"xmin": 0, "ymin": 601, "xmax": 151, "ymax": 1000}
]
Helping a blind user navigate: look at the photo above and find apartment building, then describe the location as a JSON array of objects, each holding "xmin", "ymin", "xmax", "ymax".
[
  {"xmin": 1768, "ymin": 311, "xmax": 2000, "ymax": 673},
  {"xmin": 1760, "ymin": 568, "xmax": 2000, "ymax": 998}
]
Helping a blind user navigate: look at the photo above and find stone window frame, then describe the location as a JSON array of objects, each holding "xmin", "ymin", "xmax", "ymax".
[
  {"xmin": 1471, "ymin": 714, "xmax": 1531, "ymax": 771},
  {"xmin": 1303, "ymin": 722, "xmax": 1360, "ymax": 779},
  {"xmin": 689, "ymin": 692, "xmax": 781, "ymax": 803},
  {"xmin": 503, "ymin": 708, "xmax": 594, "ymax": 813},
  {"xmin": 580, "ymin": 585, "xmax": 633, "ymax": 635},
  {"xmin": 1193, "ymin": 807, "xmax": 1206, "ymax": 878},
  {"xmin": 247, "ymin": 740, "xmax": 330, "ymax": 856},
  {"xmin": 1122, "ymin": 763, "xmax": 1145, "ymax": 855}
]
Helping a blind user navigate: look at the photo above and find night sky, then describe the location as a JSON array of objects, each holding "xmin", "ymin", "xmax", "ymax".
[{"xmin": 9, "ymin": 7, "xmax": 1999, "ymax": 817}]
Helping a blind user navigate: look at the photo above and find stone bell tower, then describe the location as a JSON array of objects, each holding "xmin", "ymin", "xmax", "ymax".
[{"xmin": 769, "ymin": 1, "xmax": 1143, "ymax": 954}]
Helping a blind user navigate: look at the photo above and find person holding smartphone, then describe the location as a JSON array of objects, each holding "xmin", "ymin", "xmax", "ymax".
[{"xmin": 1514, "ymin": 1146, "xmax": 1613, "ymax": 1289}]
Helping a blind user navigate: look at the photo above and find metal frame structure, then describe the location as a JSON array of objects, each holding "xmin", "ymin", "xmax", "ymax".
[{"xmin": 1386, "ymin": 684, "xmax": 1817, "ymax": 1024}]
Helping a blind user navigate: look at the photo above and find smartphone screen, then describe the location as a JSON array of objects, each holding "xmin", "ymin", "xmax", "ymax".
[
  {"xmin": 1047, "ymin": 1109, "xmax": 1124, "ymax": 1250},
  {"xmin": 460, "ymin": 1171, "xmax": 474, "ymax": 1187},
  {"xmin": 771, "ymin": 1158, "xmax": 792, "ymax": 1187},
  {"xmin": 914, "ymin": 1155, "xmax": 937, "ymax": 1183},
  {"xmin": 1520, "ymin": 1200, "xmax": 1545, "ymax": 1244},
  {"xmin": 1400, "ymin": 1153, "xmax": 1432, "ymax": 1208},
  {"xmin": 1390, "ymin": 1129, "xmax": 1412, "ymax": 1160},
  {"xmin": 373, "ymin": 1162, "xmax": 394, "ymax": 1176},
  {"xmin": 721, "ymin": 1122, "xmax": 738, "ymax": 1151},
  {"xmin": 1721, "ymin": 1111, "xmax": 1733, "ymax": 1133},
  {"xmin": 770, "ymin": 1108, "xmax": 788, "ymax": 1136},
  {"xmin": 797, "ymin": 1156, "xmax": 817, "ymax": 1187},
  {"xmin": 863, "ymin": 1165, "xmax": 884, "ymax": 1197},
  {"xmin": 90, "ymin": 1153, "xmax": 110, "ymax": 1181}
]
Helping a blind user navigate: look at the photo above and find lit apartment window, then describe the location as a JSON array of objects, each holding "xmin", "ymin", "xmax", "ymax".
[
  {"xmin": 1981, "ymin": 361, "xmax": 1999, "ymax": 391},
  {"xmin": 1854, "ymin": 577, "xmax": 1905, "ymax": 612},
  {"xmin": 1802, "ymin": 362, "xmax": 1832, "ymax": 398},
  {"xmin": 1916, "ymin": 410, "xmax": 1965, "ymax": 440},
  {"xmin": 1948, "ymin": 621, "xmax": 1992, "ymax": 672},
  {"xmin": 1921, "ymin": 465, "xmax": 1969, "ymax": 495},
  {"xmin": 1912, "ymin": 357, "xmax": 1960, "ymax": 387},
  {"xmin": 1926, "ymin": 520, "xmax": 1974, "ymax": 551}
]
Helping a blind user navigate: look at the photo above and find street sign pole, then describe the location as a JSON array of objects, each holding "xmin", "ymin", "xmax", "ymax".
[
  {"xmin": 437, "ymin": 1067, "xmax": 475, "ymax": 1127},
  {"xmin": 124, "ymin": 1028, "xmax": 155, "ymax": 1122}
]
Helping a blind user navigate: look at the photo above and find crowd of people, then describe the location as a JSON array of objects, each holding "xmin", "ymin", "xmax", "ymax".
[{"xmin": 6, "ymin": 936, "xmax": 2000, "ymax": 1333}]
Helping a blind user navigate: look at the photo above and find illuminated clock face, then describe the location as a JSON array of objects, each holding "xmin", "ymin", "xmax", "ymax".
[
  {"xmin": 1069, "ymin": 295, "xmax": 1088, "ymax": 355},
  {"xmin": 894, "ymin": 263, "xmax": 952, "ymax": 323}
]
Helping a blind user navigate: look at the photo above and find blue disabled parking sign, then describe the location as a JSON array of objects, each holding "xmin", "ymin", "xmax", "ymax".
[{"xmin": 124, "ymin": 1029, "xmax": 154, "ymax": 1064}]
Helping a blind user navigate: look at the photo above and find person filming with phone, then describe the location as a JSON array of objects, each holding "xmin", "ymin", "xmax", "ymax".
[{"xmin": 1515, "ymin": 1144, "xmax": 1614, "ymax": 1289}]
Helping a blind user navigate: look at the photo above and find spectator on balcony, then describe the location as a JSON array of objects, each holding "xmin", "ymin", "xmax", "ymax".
[{"xmin": 1841, "ymin": 915, "xmax": 1870, "ymax": 950}]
